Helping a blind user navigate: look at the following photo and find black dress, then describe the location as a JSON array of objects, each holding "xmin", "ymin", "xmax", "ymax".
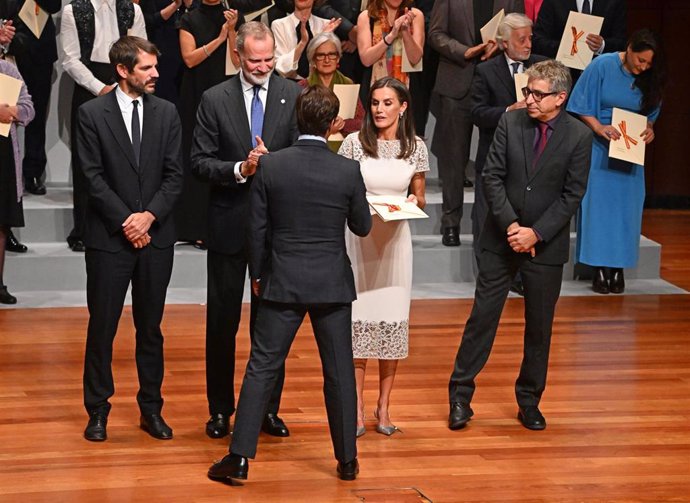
[
  {"xmin": 0, "ymin": 137, "xmax": 24, "ymax": 227},
  {"xmin": 175, "ymin": 2, "xmax": 234, "ymax": 242}
]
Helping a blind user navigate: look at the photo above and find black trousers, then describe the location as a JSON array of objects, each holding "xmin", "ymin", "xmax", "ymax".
[
  {"xmin": 206, "ymin": 249, "xmax": 283, "ymax": 417},
  {"xmin": 17, "ymin": 59, "xmax": 53, "ymax": 180},
  {"xmin": 83, "ymin": 245, "xmax": 174, "ymax": 416},
  {"xmin": 230, "ymin": 300, "xmax": 357, "ymax": 463},
  {"xmin": 449, "ymin": 249, "xmax": 564, "ymax": 407}
]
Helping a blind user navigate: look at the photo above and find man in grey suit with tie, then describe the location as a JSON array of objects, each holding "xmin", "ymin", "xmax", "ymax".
[
  {"xmin": 207, "ymin": 85, "xmax": 371, "ymax": 483},
  {"xmin": 448, "ymin": 60, "xmax": 592, "ymax": 432},
  {"xmin": 191, "ymin": 21, "xmax": 301, "ymax": 440},
  {"xmin": 78, "ymin": 36, "xmax": 183, "ymax": 442}
]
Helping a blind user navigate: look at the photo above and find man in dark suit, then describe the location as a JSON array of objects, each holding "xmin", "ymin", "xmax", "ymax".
[
  {"xmin": 533, "ymin": 0, "xmax": 627, "ymax": 62},
  {"xmin": 448, "ymin": 60, "xmax": 592, "ymax": 431},
  {"xmin": 191, "ymin": 21, "xmax": 301, "ymax": 440},
  {"xmin": 207, "ymin": 84, "xmax": 371, "ymax": 483},
  {"xmin": 470, "ymin": 13, "xmax": 546, "ymax": 286},
  {"xmin": 78, "ymin": 36, "xmax": 183, "ymax": 441},
  {"xmin": 428, "ymin": 0, "xmax": 524, "ymax": 247}
]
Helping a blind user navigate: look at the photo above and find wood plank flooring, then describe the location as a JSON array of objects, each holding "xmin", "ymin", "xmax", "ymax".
[{"xmin": 0, "ymin": 209, "xmax": 689, "ymax": 502}]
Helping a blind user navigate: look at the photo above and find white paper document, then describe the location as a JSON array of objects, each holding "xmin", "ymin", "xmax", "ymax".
[
  {"xmin": 402, "ymin": 46, "xmax": 422, "ymax": 73},
  {"xmin": 556, "ymin": 11, "xmax": 604, "ymax": 70},
  {"xmin": 19, "ymin": 0, "xmax": 49, "ymax": 39},
  {"xmin": 226, "ymin": 43, "xmax": 239, "ymax": 76},
  {"xmin": 244, "ymin": 1, "xmax": 275, "ymax": 22},
  {"xmin": 333, "ymin": 84, "xmax": 360, "ymax": 120},
  {"xmin": 608, "ymin": 108, "xmax": 647, "ymax": 166},
  {"xmin": 367, "ymin": 195, "xmax": 429, "ymax": 222},
  {"xmin": 480, "ymin": 9, "xmax": 504, "ymax": 44},
  {"xmin": 0, "ymin": 73, "xmax": 23, "ymax": 137},
  {"xmin": 514, "ymin": 72, "xmax": 529, "ymax": 101}
]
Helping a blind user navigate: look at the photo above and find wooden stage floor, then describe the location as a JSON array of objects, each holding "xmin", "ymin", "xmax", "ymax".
[{"xmin": 0, "ymin": 210, "xmax": 689, "ymax": 502}]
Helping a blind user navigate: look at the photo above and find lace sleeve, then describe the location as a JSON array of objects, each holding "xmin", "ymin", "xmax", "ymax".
[
  {"xmin": 412, "ymin": 138, "xmax": 430, "ymax": 173},
  {"xmin": 338, "ymin": 133, "xmax": 355, "ymax": 159}
]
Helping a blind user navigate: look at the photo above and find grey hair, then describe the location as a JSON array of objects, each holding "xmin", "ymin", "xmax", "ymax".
[
  {"xmin": 306, "ymin": 32, "xmax": 342, "ymax": 66},
  {"xmin": 496, "ymin": 13, "xmax": 533, "ymax": 46},
  {"xmin": 236, "ymin": 21, "xmax": 275, "ymax": 54},
  {"xmin": 525, "ymin": 59, "xmax": 572, "ymax": 95}
]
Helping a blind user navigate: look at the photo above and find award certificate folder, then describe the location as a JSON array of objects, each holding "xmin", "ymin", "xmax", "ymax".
[
  {"xmin": 367, "ymin": 195, "xmax": 428, "ymax": 222},
  {"xmin": 514, "ymin": 72, "xmax": 529, "ymax": 102},
  {"xmin": 333, "ymin": 84, "xmax": 360, "ymax": 120},
  {"xmin": 608, "ymin": 107, "xmax": 647, "ymax": 166},
  {"xmin": 226, "ymin": 43, "xmax": 239, "ymax": 75},
  {"xmin": 0, "ymin": 73, "xmax": 23, "ymax": 137},
  {"xmin": 480, "ymin": 9, "xmax": 504, "ymax": 44},
  {"xmin": 556, "ymin": 11, "xmax": 603, "ymax": 70},
  {"xmin": 244, "ymin": 1, "xmax": 274, "ymax": 22},
  {"xmin": 19, "ymin": 0, "xmax": 49, "ymax": 39},
  {"xmin": 402, "ymin": 46, "xmax": 422, "ymax": 73}
]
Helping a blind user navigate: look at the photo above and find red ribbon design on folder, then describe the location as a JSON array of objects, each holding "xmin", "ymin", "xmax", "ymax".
[
  {"xmin": 372, "ymin": 202, "xmax": 401, "ymax": 213},
  {"xmin": 35, "ymin": 2, "xmax": 40, "ymax": 15},
  {"xmin": 618, "ymin": 120, "xmax": 639, "ymax": 150},
  {"xmin": 570, "ymin": 26, "xmax": 584, "ymax": 56}
]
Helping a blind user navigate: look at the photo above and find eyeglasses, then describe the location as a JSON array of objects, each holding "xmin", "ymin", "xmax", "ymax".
[
  {"xmin": 314, "ymin": 52, "xmax": 340, "ymax": 62},
  {"xmin": 521, "ymin": 87, "xmax": 558, "ymax": 102}
]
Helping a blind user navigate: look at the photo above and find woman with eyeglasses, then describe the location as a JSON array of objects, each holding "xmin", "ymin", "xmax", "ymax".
[
  {"xmin": 338, "ymin": 77, "xmax": 428, "ymax": 437},
  {"xmin": 298, "ymin": 33, "xmax": 365, "ymax": 150},
  {"xmin": 567, "ymin": 29, "xmax": 666, "ymax": 294}
]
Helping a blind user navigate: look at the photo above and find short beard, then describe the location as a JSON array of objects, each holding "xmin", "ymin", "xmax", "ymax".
[{"xmin": 244, "ymin": 68, "xmax": 273, "ymax": 86}]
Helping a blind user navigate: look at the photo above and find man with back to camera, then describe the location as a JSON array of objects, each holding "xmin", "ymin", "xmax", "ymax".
[
  {"xmin": 448, "ymin": 60, "xmax": 592, "ymax": 432},
  {"xmin": 78, "ymin": 36, "xmax": 183, "ymax": 442},
  {"xmin": 207, "ymin": 84, "xmax": 371, "ymax": 483}
]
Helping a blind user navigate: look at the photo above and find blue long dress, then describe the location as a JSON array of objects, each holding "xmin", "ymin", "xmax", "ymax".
[{"xmin": 567, "ymin": 52, "xmax": 661, "ymax": 269}]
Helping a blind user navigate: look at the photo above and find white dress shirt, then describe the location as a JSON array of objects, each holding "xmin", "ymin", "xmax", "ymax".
[
  {"xmin": 505, "ymin": 53, "xmax": 524, "ymax": 75},
  {"xmin": 114, "ymin": 85, "xmax": 144, "ymax": 144},
  {"xmin": 234, "ymin": 71, "xmax": 272, "ymax": 183},
  {"xmin": 272, "ymin": 12, "xmax": 330, "ymax": 79},
  {"xmin": 61, "ymin": 0, "xmax": 147, "ymax": 96}
]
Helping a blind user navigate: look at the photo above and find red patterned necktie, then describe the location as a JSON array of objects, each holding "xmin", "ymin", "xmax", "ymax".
[{"xmin": 534, "ymin": 122, "xmax": 549, "ymax": 166}]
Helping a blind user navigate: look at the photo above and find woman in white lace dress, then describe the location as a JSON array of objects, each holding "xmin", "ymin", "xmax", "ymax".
[{"xmin": 338, "ymin": 77, "xmax": 429, "ymax": 436}]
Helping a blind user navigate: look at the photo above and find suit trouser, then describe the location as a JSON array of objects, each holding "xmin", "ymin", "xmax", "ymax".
[
  {"xmin": 17, "ymin": 59, "xmax": 53, "ymax": 180},
  {"xmin": 230, "ymin": 300, "xmax": 357, "ymax": 463},
  {"xmin": 206, "ymin": 249, "xmax": 284, "ymax": 417},
  {"xmin": 83, "ymin": 244, "xmax": 174, "ymax": 416},
  {"xmin": 433, "ymin": 93, "xmax": 473, "ymax": 229},
  {"xmin": 449, "ymin": 249, "xmax": 563, "ymax": 407}
]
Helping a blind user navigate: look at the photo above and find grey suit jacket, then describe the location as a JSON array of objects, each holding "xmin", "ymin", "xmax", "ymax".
[
  {"xmin": 480, "ymin": 109, "xmax": 592, "ymax": 265},
  {"xmin": 428, "ymin": 0, "xmax": 524, "ymax": 100},
  {"xmin": 190, "ymin": 73, "xmax": 301, "ymax": 255}
]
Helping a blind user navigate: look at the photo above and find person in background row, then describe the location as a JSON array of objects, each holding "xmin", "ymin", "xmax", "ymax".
[
  {"xmin": 407, "ymin": 0, "xmax": 438, "ymax": 138},
  {"xmin": 567, "ymin": 29, "xmax": 665, "ymax": 294},
  {"xmin": 61, "ymin": 0, "xmax": 147, "ymax": 253},
  {"xmin": 428, "ymin": 0, "xmax": 523, "ymax": 248},
  {"xmin": 0, "ymin": 58, "xmax": 34, "ymax": 304},
  {"xmin": 313, "ymin": 0, "xmax": 363, "ymax": 82},
  {"xmin": 298, "ymin": 32, "xmax": 364, "ymax": 151}
]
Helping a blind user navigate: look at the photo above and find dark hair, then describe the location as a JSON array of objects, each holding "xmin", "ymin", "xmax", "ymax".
[
  {"xmin": 627, "ymin": 29, "xmax": 666, "ymax": 115},
  {"xmin": 367, "ymin": 0, "xmax": 413, "ymax": 19},
  {"xmin": 359, "ymin": 77, "xmax": 416, "ymax": 159},
  {"xmin": 109, "ymin": 36, "xmax": 160, "ymax": 75},
  {"xmin": 296, "ymin": 85, "xmax": 340, "ymax": 136}
]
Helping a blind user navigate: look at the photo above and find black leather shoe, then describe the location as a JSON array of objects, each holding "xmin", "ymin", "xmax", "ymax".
[
  {"xmin": 140, "ymin": 414, "xmax": 173, "ymax": 440},
  {"xmin": 609, "ymin": 268, "xmax": 625, "ymax": 294},
  {"xmin": 337, "ymin": 458, "xmax": 359, "ymax": 481},
  {"xmin": 592, "ymin": 267, "xmax": 609, "ymax": 294},
  {"xmin": 261, "ymin": 413, "xmax": 290, "ymax": 437},
  {"xmin": 517, "ymin": 406, "xmax": 546, "ymax": 430},
  {"xmin": 68, "ymin": 239, "xmax": 86, "ymax": 252},
  {"xmin": 463, "ymin": 178, "xmax": 474, "ymax": 188},
  {"xmin": 509, "ymin": 279, "xmax": 525, "ymax": 296},
  {"xmin": 5, "ymin": 230, "xmax": 27, "ymax": 253},
  {"xmin": 0, "ymin": 286, "xmax": 17, "ymax": 305},
  {"xmin": 441, "ymin": 227, "xmax": 460, "ymax": 247},
  {"xmin": 448, "ymin": 402, "xmax": 474, "ymax": 430},
  {"xmin": 84, "ymin": 413, "xmax": 108, "ymax": 441},
  {"xmin": 25, "ymin": 176, "xmax": 46, "ymax": 195},
  {"xmin": 206, "ymin": 413, "xmax": 230, "ymax": 439},
  {"xmin": 208, "ymin": 453, "xmax": 249, "ymax": 482}
]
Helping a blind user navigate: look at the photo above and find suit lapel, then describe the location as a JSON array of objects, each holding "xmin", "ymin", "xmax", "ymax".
[
  {"xmin": 138, "ymin": 94, "xmax": 158, "ymax": 176},
  {"xmin": 529, "ymin": 112, "xmax": 568, "ymax": 181},
  {"xmin": 261, "ymin": 74, "xmax": 290, "ymax": 148},
  {"xmin": 521, "ymin": 112, "xmax": 536, "ymax": 177},
  {"xmin": 103, "ymin": 91, "xmax": 139, "ymax": 174},
  {"xmin": 224, "ymin": 77, "xmax": 253, "ymax": 155},
  {"xmin": 493, "ymin": 57, "xmax": 516, "ymax": 99}
]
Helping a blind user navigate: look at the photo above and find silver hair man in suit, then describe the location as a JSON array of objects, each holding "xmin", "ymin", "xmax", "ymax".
[
  {"xmin": 428, "ymin": 0, "xmax": 524, "ymax": 247},
  {"xmin": 448, "ymin": 60, "xmax": 592, "ymax": 432},
  {"xmin": 79, "ymin": 36, "xmax": 183, "ymax": 442},
  {"xmin": 207, "ymin": 84, "xmax": 371, "ymax": 483},
  {"xmin": 191, "ymin": 21, "xmax": 301, "ymax": 441}
]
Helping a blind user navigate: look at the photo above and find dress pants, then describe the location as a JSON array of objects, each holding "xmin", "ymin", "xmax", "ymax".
[
  {"xmin": 17, "ymin": 59, "xmax": 53, "ymax": 180},
  {"xmin": 432, "ymin": 93, "xmax": 474, "ymax": 229},
  {"xmin": 449, "ymin": 248, "xmax": 564, "ymax": 407},
  {"xmin": 230, "ymin": 300, "xmax": 357, "ymax": 463},
  {"xmin": 83, "ymin": 244, "xmax": 174, "ymax": 416},
  {"xmin": 206, "ymin": 249, "xmax": 284, "ymax": 417}
]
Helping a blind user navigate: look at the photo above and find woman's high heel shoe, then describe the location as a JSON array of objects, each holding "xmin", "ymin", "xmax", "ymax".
[
  {"xmin": 374, "ymin": 409, "xmax": 401, "ymax": 436},
  {"xmin": 356, "ymin": 410, "xmax": 365, "ymax": 437}
]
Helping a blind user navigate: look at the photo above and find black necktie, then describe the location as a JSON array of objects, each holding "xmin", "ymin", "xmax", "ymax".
[
  {"xmin": 582, "ymin": 0, "xmax": 591, "ymax": 15},
  {"xmin": 295, "ymin": 20, "xmax": 313, "ymax": 78},
  {"xmin": 132, "ymin": 99, "xmax": 141, "ymax": 165},
  {"xmin": 511, "ymin": 62, "xmax": 520, "ymax": 76}
]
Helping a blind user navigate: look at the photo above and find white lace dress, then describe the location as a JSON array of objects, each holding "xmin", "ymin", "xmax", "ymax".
[{"xmin": 338, "ymin": 134, "xmax": 430, "ymax": 359}]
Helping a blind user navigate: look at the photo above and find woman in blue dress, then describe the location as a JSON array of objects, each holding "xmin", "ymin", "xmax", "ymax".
[{"xmin": 567, "ymin": 29, "xmax": 666, "ymax": 294}]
